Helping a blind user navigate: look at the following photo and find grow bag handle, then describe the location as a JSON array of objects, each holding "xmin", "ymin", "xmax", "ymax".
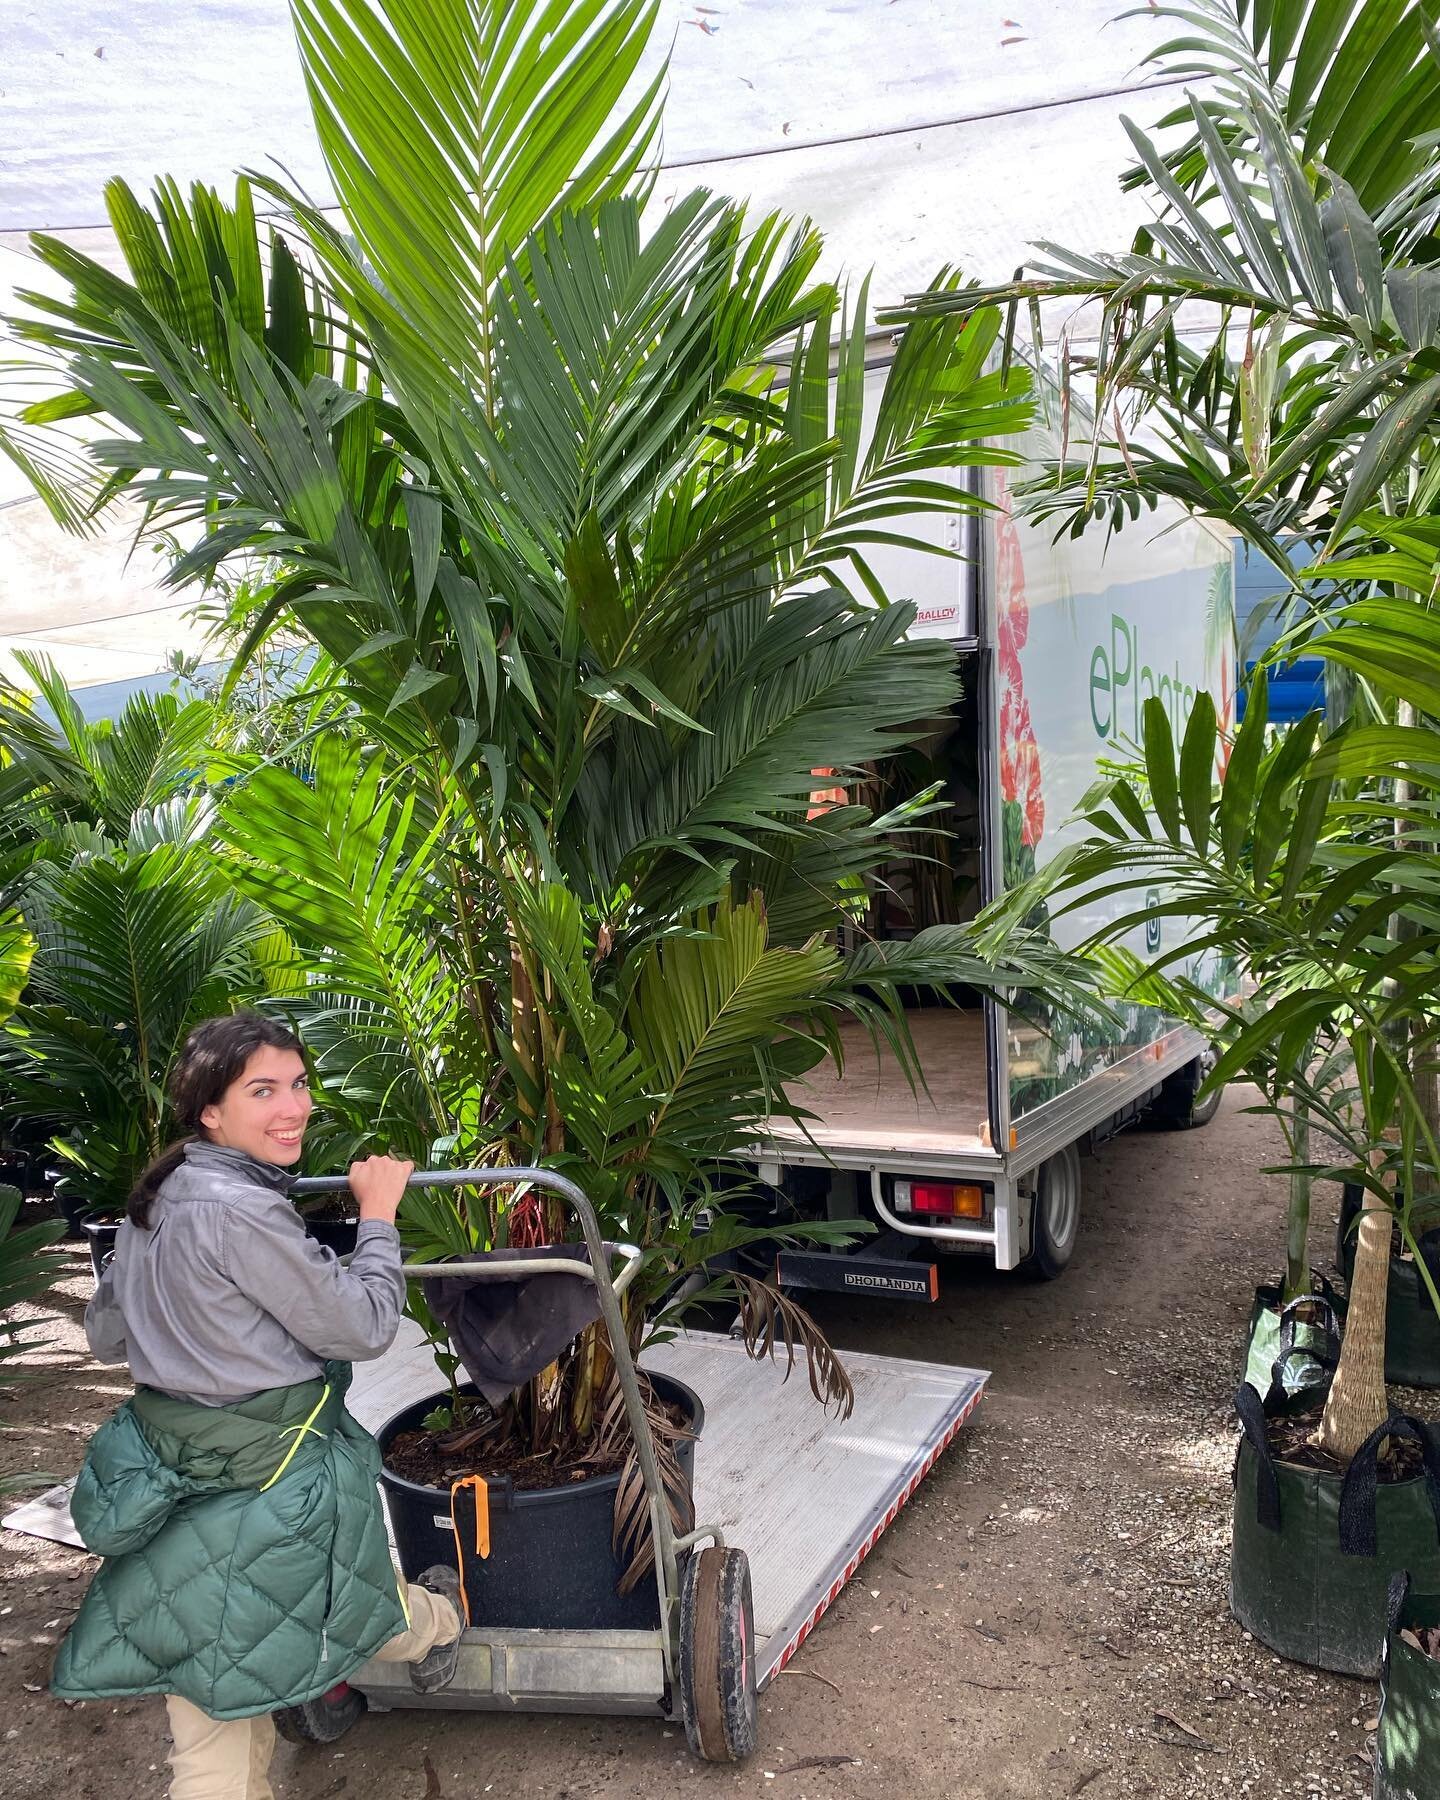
[
  {"xmin": 1381, "ymin": 1569, "xmax": 1413, "ymax": 1681},
  {"xmin": 1268, "ymin": 1342, "xmax": 1338, "ymax": 1405},
  {"xmin": 1268, "ymin": 1296, "xmax": 1341, "ymax": 1403},
  {"xmin": 1233, "ymin": 1383, "xmax": 1282, "ymax": 1531},
  {"xmin": 1339, "ymin": 1414, "xmax": 1440, "ymax": 1559},
  {"xmin": 1276, "ymin": 1294, "xmax": 1342, "ymax": 1354}
]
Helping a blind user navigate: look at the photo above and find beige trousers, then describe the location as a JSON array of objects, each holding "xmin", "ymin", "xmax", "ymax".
[{"xmin": 164, "ymin": 1580, "xmax": 461, "ymax": 1799}]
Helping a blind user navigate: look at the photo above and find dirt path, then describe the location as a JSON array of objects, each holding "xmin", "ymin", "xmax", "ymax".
[{"xmin": 1, "ymin": 1091, "xmax": 1410, "ymax": 1799}]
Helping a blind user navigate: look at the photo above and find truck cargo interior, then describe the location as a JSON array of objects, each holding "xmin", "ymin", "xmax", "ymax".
[{"xmin": 773, "ymin": 669, "xmax": 993, "ymax": 1160}]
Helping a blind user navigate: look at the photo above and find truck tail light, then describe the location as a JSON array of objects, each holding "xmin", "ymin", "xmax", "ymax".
[{"xmin": 894, "ymin": 1180, "xmax": 986, "ymax": 1218}]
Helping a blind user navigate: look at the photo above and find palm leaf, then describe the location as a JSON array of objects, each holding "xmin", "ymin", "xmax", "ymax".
[
  {"xmin": 282, "ymin": 0, "xmax": 664, "ymax": 436},
  {"xmin": 1128, "ymin": 1, "xmax": 1440, "ymax": 212}
]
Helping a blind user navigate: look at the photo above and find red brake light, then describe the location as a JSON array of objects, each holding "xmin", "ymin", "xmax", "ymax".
[{"xmin": 899, "ymin": 1181, "xmax": 985, "ymax": 1218}]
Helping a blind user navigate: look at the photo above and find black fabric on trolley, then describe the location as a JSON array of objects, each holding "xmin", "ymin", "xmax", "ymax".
[{"xmin": 421, "ymin": 1245, "xmax": 603, "ymax": 1403}]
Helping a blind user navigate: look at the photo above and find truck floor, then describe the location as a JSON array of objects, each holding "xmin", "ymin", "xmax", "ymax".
[{"xmin": 768, "ymin": 1007, "xmax": 991, "ymax": 1155}]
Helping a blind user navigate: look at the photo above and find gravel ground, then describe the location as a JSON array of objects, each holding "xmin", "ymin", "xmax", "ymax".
[{"xmin": 1, "ymin": 1087, "xmax": 1428, "ymax": 1798}]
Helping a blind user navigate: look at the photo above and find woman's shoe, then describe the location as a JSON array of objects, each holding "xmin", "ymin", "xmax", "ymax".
[{"xmin": 408, "ymin": 1565, "xmax": 465, "ymax": 1694}]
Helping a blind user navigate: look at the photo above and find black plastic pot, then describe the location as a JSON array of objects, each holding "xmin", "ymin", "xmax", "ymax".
[
  {"xmin": 1375, "ymin": 1573, "xmax": 1440, "ymax": 1800},
  {"xmin": 54, "ymin": 1182, "xmax": 89, "ymax": 1242},
  {"xmin": 1338, "ymin": 1184, "xmax": 1440, "ymax": 1389},
  {"xmin": 81, "ymin": 1220, "xmax": 120, "ymax": 1282},
  {"xmin": 377, "ymin": 1371, "xmax": 703, "ymax": 1632},
  {"xmin": 1230, "ymin": 1386, "xmax": 1440, "ymax": 1676},
  {"xmin": 302, "ymin": 1215, "xmax": 361, "ymax": 1258},
  {"xmin": 1243, "ymin": 1273, "xmax": 1343, "ymax": 1411}
]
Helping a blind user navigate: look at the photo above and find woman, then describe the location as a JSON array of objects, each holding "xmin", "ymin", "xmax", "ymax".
[{"xmin": 51, "ymin": 1011, "xmax": 464, "ymax": 1799}]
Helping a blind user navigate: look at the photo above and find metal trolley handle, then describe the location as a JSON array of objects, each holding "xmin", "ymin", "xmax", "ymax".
[{"xmin": 292, "ymin": 1166, "xmax": 720, "ymax": 1671}]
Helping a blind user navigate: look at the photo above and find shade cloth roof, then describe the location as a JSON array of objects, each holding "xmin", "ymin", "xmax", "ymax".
[{"xmin": 1, "ymin": 0, "xmax": 1187, "ymax": 710}]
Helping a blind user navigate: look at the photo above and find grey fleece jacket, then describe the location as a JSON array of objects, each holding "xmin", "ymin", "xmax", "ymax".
[{"xmin": 84, "ymin": 1141, "xmax": 405, "ymax": 1405}]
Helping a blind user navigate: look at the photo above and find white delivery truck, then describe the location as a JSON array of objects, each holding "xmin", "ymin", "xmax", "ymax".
[{"xmin": 748, "ymin": 360, "xmax": 1235, "ymax": 1297}]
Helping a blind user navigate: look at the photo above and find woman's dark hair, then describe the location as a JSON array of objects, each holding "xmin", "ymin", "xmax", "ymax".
[{"xmin": 127, "ymin": 1011, "xmax": 304, "ymax": 1228}]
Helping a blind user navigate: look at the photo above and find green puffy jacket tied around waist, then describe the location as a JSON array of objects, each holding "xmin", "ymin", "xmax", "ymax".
[{"xmin": 51, "ymin": 1361, "xmax": 407, "ymax": 1719}]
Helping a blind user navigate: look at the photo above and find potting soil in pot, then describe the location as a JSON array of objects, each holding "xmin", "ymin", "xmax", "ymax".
[
  {"xmin": 1375, "ymin": 1575, "xmax": 1440, "ymax": 1800},
  {"xmin": 383, "ymin": 1387, "xmax": 691, "ymax": 1491},
  {"xmin": 1230, "ymin": 1386, "xmax": 1440, "ymax": 1677}
]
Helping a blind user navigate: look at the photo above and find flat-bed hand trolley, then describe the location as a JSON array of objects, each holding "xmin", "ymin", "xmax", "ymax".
[{"xmin": 275, "ymin": 1166, "xmax": 756, "ymax": 1764}]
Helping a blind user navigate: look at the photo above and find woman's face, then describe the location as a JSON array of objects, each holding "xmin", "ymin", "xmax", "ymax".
[{"xmin": 200, "ymin": 1047, "xmax": 313, "ymax": 1165}]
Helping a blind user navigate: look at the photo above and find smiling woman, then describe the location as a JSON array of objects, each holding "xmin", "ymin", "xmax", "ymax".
[
  {"xmin": 125, "ymin": 1011, "xmax": 311, "ymax": 1226},
  {"xmin": 52, "ymin": 1007, "xmax": 465, "ymax": 1795},
  {"xmin": 197, "ymin": 1039, "xmax": 313, "ymax": 1165}
]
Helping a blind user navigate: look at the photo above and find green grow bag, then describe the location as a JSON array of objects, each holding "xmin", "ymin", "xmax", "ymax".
[
  {"xmin": 1339, "ymin": 1186, "xmax": 1440, "ymax": 1389},
  {"xmin": 1230, "ymin": 1387, "xmax": 1440, "ymax": 1676},
  {"xmin": 1375, "ymin": 1573, "xmax": 1440, "ymax": 1800},
  {"xmin": 1243, "ymin": 1274, "xmax": 1343, "ymax": 1411}
]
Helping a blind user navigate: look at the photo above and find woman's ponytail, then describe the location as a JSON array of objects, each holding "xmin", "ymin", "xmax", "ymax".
[{"xmin": 127, "ymin": 1139, "xmax": 195, "ymax": 1230}]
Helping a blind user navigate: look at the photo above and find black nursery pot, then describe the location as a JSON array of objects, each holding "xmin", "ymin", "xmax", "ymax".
[
  {"xmin": 1230, "ymin": 1386, "xmax": 1440, "ymax": 1677},
  {"xmin": 302, "ymin": 1215, "xmax": 360, "ymax": 1258},
  {"xmin": 54, "ymin": 1182, "xmax": 89, "ymax": 1242},
  {"xmin": 1338, "ymin": 1183, "xmax": 1440, "ymax": 1389},
  {"xmin": 377, "ymin": 1371, "xmax": 704, "ymax": 1632},
  {"xmin": 81, "ymin": 1219, "xmax": 120, "ymax": 1282}
]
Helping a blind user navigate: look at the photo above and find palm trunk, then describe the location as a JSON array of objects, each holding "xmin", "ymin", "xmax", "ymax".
[
  {"xmin": 1317, "ymin": 723, "xmax": 1433, "ymax": 1458},
  {"xmin": 1319, "ymin": 1176, "xmax": 1391, "ymax": 1461},
  {"xmin": 1415, "ymin": 1037, "xmax": 1440, "ymax": 1235},
  {"xmin": 1283, "ymin": 1098, "xmax": 1311, "ymax": 1301}
]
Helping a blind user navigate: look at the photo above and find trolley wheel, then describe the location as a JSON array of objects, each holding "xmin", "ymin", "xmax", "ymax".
[
  {"xmin": 679, "ymin": 1546, "xmax": 757, "ymax": 1763},
  {"xmin": 273, "ymin": 1682, "xmax": 367, "ymax": 1746}
]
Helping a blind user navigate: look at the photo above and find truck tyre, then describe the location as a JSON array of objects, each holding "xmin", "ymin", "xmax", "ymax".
[
  {"xmin": 1019, "ymin": 1144, "xmax": 1082, "ymax": 1280},
  {"xmin": 1153, "ymin": 1049, "xmax": 1222, "ymax": 1129}
]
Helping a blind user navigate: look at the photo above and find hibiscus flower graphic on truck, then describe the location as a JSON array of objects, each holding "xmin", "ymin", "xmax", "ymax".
[{"xmin": 993, "ymin": 467, "xmax": 1044, "ymax": 893}]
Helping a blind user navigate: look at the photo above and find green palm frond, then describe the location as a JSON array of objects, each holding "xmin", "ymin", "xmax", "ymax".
[
  {"xmin": 599, "ymin": 594, "xmax": 960, "ymax": 891},
  {"xmin": 216, "ymin": 736, "xmax": 461, "ymax": 1147},
  {"xmin": 1130, "ymin": 0, "xmax": 1440, "ymax": 214},
  {"xmin": 3, "ymin": 842, "xmax": 271, "ymax": 1209},
  {"xmin": 278, "ymin": 0, "xmax": 664, "ymax": 438},
  {"xmin": 0, "ymin": 657, "xmax": 223, "ymax": 868},
  {"xmin": 0, "ymin": 914, "xmax": 34, "ymax": 1028}
]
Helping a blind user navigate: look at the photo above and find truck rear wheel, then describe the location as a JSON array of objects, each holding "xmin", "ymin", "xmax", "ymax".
[
  {"xmin": 1019, "ymin": 1145, "xmax": 1081, "ymax": 1280},
  {"xmin": 273, "ymin": 1683, "xmax": 366, "ymax": 1745},
  {"xmin": 1152, "ymin": 1050, "xmax": 1222, "ymax": 1129}
]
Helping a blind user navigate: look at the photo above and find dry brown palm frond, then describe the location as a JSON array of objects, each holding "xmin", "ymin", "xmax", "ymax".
[
  {"xmin": 593, "ymin": 1370, "xmax": 697, "ymax": 1596},
  {"xmin": 732, "ymin": 1271, "xmax": 856, "ymax": 1419}
]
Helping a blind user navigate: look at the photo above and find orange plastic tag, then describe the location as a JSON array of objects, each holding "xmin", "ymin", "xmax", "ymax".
[{"xmin": 448, "ymin": 1475, "xmax": 490, "ymax": 1629}]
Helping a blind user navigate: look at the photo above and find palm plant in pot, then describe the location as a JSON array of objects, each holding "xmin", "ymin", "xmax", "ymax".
[
  {"xmin": 972, "ymin": 644, "xmax": 1440, "ymax": 1674},
  {"xmin": 894, "ymin": 0, "xmax": 1440, "ymax": 1674},
  {"xmin": 2, "ymin": 0, "xmax": 1098, "ymax": 1622}
]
